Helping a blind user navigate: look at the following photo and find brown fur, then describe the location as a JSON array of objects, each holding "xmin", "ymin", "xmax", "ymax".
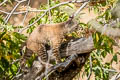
[{"xmin": 20, "ymin": 18, "xmax": 78, "ymax": 70}]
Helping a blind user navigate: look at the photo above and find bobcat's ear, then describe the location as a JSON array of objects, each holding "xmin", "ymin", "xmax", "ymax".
[
  {"xmin": 65, "ymin": 16, "xmax": 73, "ymax": 25},
  {"xmin": 69, "ymin": 14, "xmax": 74, "ymax": 19},
  {"xmin": 65, "ymin": 15, "xmax": 74, "ymax": 28},
  {"xmin": 66, "ymin": 19, "xmax": 71, "ymax": 25}
]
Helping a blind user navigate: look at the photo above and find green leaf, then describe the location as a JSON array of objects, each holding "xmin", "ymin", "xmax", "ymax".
[
  {"xmin": 112, "ymin": 54, "xmax": 117, "ymax": 62},
  {"xmin": 0, "ymin": 31, "xmax": 6, "ymax": 39}
]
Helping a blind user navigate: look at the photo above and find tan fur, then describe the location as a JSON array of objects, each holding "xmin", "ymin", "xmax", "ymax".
[{"xmin": 20, "ymin": 18, "xmax": 78, "ymax": 70}]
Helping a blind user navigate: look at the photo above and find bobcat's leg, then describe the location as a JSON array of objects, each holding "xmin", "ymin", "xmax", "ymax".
[
  {"xmin": 37, "ymin": 43, "xmax": 49, "ymax": 65},
  {"xmin": 20, "ymin": 48, "xmax": 33, "ymax": 71},
  {"xmin": 51, "ymin": 40, "xmax": 62, "ymax": 64}
]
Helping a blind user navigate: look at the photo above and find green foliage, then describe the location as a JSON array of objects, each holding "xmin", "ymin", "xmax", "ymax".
[
  {"xmin": 112, "ymin": 54, "xmax": 118, "ymax": 63},
  {"xmin": 0, "ymin": 16, "xmax": 27, "ymax": 79},
  {"xmin": 92, "ymin": 32, "xmax": 114, "ymax": 53}
]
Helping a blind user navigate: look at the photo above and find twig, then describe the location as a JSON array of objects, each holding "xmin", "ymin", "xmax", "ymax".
[
  {"xmin": 5, "ymin": 0, "xmax": 27, "ymax": 24},
  {"xmin": 21, "ymin": 0, "xmax": 31, "ymax": 26},
  {"xmin": 48, "ymin": 0, "xmax": 52, "ymax": 23},
  {"xmin": 12, "ymin": 73, "xmax": 23, "ymax": 80},
  {"xmin": 47, "ymin": 0, "xmax": 87, "ymax": 10},
  {"xmin": 73, "ymin": 0, "xmax": 89, "ymax": 17},
  {"xmin": 15, "ymin": 0, "xmax": 26, "ymax": 3},
  {"xmin": 102, "ymin": 68, "xmax": 118, "ymax": 73},
  {"xmin": 11, "ymin": 67, "xmax": 22, "ymax": 80},
  {"xmin": 18, "ymin": 0, "xmax": 89, "ymax": 33},
  {"xmin": 0, "ymin": 0, "xmax": 7, "ymax": 6},
  {"xmin": 110, "ymin": 72, "xmax": 120, "ymax": 80},
  {"xmin": 41, "ymin": 70, "xmax": 55, "ymax": 80},
  {"xmin": 115, "ymin": 72, "xmax": 120, "ymax": 80},
  {"xmin": 11, "ymin": 59, "xmax": 20, "ymax": 64},
  {"xmin": 0, "ymin": 10, "xmax": 46, "ymax": 15},
  {"xmin": 0, "ymin": 10, "xmax": 9, "ymax": 14},
  {"xmin": 87, "ymin": 54, "xmax": 92, "ymax": 80}
]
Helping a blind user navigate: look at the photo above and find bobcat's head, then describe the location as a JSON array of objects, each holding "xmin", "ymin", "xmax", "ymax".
[{"xmin": 65, "ymin": 17, "xmax": 78, "ymax": 33}]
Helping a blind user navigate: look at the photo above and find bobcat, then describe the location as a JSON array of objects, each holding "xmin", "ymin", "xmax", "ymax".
[{"xmin": 20, "ymin": 16, "xmax": 78, "ymax": 70}]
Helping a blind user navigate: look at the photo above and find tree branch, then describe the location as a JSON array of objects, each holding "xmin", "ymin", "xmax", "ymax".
[{"xmin": 16, "ymin": 36, "xmax": 94, "ymax": 80}]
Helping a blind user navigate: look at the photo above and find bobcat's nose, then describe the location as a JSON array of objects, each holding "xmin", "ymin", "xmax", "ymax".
[
  {"xmin": 74, "ymin": 26, "xmax": 78, "ymax": 31},
  {"xmin": 75, "ymin": 26, "xmax": 78, "ymax": 30}
]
